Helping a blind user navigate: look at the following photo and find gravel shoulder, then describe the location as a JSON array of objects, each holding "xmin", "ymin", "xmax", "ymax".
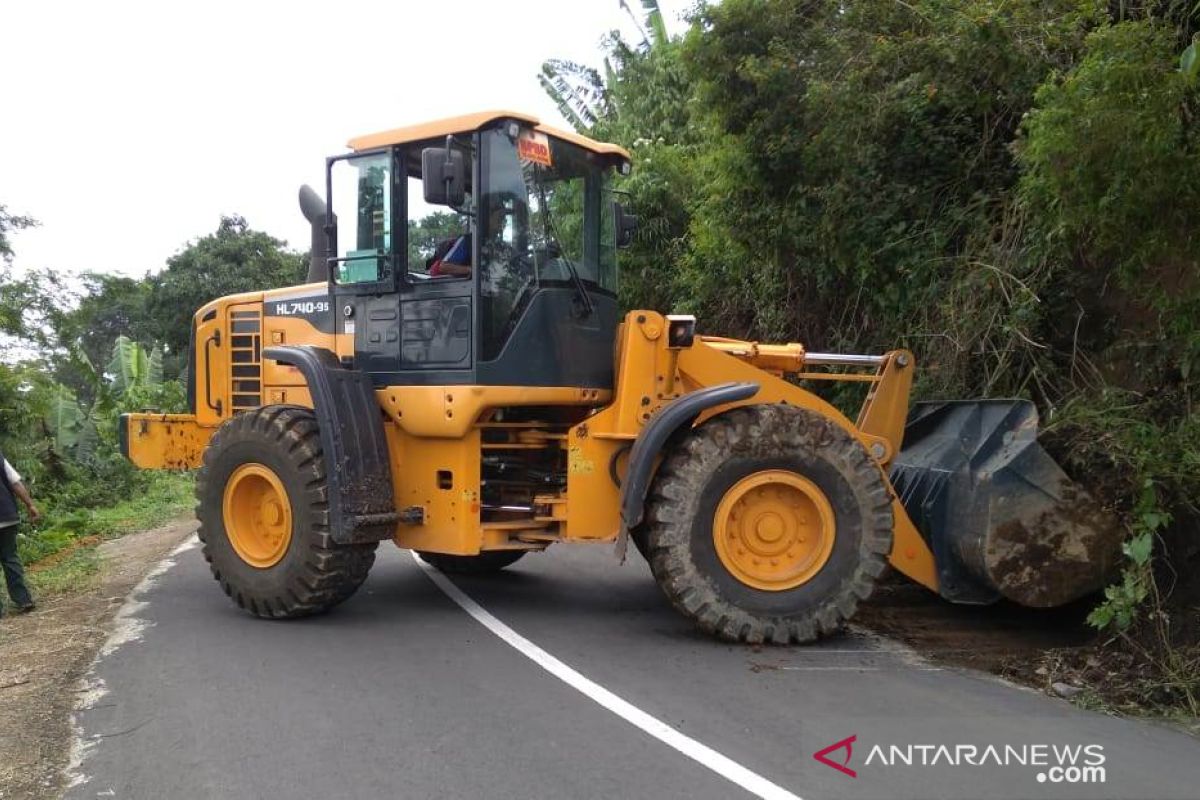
[{"xmin": 0, "ymin": 518, "xmax": 196, "ymax": 800}]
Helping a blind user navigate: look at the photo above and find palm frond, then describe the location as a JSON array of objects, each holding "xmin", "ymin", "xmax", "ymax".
[{"xmin": 641, "ymin": 0, "xmax": 668, "ymax": 47}]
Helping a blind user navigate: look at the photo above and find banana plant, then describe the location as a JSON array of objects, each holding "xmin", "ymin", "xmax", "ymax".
[
  {"xmin": 539, "ymin": 60, "xmax": 607, "ymax": 130},
  {"xmin": 45, "ymin": 384, "xmax": 85, "ymax": 453},
  {"xmin": 40, "ymin": 379, "xmax": 98, "ymax": 466},
  {"xmin": 107, "ymin": 335, "xmax": 164, "ymax": 395},
  {"xmin": 624, "ymin": 0, "xmax": 667, "ymax": 50},
  {"xmin": 539, "ymin": 0, "xmax": 669, "ymax": 132},
  {"xmin": 43, "ymin": 335, "xmax": 166, "ymax": 463}
]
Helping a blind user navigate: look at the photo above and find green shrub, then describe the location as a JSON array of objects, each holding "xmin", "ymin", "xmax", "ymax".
[{"xmin": 546, "ymin": 1, "xmax": 1200, "ymax": 659}]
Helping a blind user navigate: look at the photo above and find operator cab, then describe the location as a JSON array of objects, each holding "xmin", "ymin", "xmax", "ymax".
[{"xmin": 313, "ymin": 111, "xmax": 635, "ymax": 390}]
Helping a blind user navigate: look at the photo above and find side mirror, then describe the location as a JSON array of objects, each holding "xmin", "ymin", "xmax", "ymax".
[
  {"xmin": 422, "ymin": 147, "xmax": 466, "ymax": 207},
  {"xmin": 614, "ymin": 201, "xmax": 638, "ymax": 249}
]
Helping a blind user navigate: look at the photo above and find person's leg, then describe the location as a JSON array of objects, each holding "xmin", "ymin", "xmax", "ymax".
[{"xmin": 0, "ymin": 524, "xmax": 34, "ymax": 609}]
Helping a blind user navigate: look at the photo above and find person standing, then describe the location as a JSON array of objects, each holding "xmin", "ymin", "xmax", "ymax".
[{"xmin": 0, "ymin": 451, "xmax": 40, "ymax": 616}]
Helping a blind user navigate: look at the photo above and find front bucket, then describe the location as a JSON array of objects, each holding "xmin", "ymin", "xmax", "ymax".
[{"xmin": 889, "ymin": 400, "xmax": 1122, "ymax": 607}]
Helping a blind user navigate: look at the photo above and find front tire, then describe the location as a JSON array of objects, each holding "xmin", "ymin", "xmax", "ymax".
[
  {"xmin": 643, "ymin": 405, "xmax": 892, "ymax": 644},
  {"xmin": 196, "ymin": 406, "xmax": 377, "ymax": 618}
]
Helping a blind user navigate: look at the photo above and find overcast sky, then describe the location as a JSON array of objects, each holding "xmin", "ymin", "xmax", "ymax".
[{"xmin": 1, "ymin": 0, "xmax": 689, "ymax": 280}]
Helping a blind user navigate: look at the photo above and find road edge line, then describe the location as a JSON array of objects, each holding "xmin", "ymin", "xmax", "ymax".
[
  {"xmin": 411, "ymin": 552, "xmax": 805, "ymax": 800},
  {"xmin": 65, "ymin": 531, "xmax": 200, "ymax": 792}
]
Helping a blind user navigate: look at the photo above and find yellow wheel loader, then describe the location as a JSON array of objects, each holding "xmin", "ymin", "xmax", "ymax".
[{"xmin": 121, "ymin": 111, "xmax": 1121, "ymax": 643}]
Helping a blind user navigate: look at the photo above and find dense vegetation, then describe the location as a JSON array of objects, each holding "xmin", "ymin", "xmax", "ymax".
[
  {"xmin": 0, "ymin": 213, "xmax": 305, "ymax": 586},
  {"xmin": 545, "ymin": 1, "xmax": 1200, "ymax": 709}
]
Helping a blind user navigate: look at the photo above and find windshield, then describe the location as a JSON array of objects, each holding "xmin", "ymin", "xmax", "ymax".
[{"xmin": 478, "ymin": 127, "xmax": 617, "ymax": 359}]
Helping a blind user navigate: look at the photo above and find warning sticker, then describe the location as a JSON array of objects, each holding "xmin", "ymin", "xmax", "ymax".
[{"xmin": 517, "ymin": 130, "xmax": 553, "ymax": 167}]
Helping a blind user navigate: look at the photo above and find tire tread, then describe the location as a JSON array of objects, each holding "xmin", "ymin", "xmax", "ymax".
[
  {"xmin": 196, "ymin": 407, "xmax": 377, "ymax": 619},
  {"xmin": 643, "ymin": 405, "xmax": 892, "ymax": 644}
]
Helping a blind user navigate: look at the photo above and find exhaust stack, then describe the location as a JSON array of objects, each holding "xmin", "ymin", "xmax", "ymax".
[{"xmin": 299, "ymin": 184, "xmax": 329, "ymax": 283}]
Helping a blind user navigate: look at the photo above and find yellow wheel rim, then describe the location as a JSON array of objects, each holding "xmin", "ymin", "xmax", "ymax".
[
  {"xmin": 223, "ymin": 463, "xmax": 293, "ymax": 569},
  {"xmin": 713, "ymin": 469, "xmax": 836, "ymax": 591}
]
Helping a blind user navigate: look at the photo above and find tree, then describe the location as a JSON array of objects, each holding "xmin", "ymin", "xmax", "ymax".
[
  {"xmin": 0, "ymin": 204, "xmax": 36, "ymax": 264},
  {"xmin": 539, "ymin": 0, "xmax": 697, "ymax": 313},
  {"xmin": 146, "ymin": 215, "xmax": 305, "ymax": 364},
  {"xmin": 0, "ymin": 205, "xmax": 63, "ymax": 347},
  {"xmin": 53, "ymin": 273, "xmax": 154, "ymax": 389},
  {"xmin": 0, "ymin": 266, "xmax": 66, "ymax": 345},
  {"xmin": 407, "ymin": 212, "xmax": 466, "ymax": 268},
  {"xmin": 674, "ymin": 0, "xmax": 1101, "ymax": 350}
]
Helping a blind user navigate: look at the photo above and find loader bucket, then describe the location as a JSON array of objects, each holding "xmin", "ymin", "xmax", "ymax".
[{"xmin": 889, "ymin": 400, "xmax": 1122, "ymax": 607}]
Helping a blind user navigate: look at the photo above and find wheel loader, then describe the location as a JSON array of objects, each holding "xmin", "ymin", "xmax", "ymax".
[{"xmin": 120, "ymin": 111, "xmax": 1121, "ymax": 643}]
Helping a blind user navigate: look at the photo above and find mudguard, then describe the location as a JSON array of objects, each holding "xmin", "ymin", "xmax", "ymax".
[
  {"xmin": 264, "ymin": 346, "xmax": 398, "ymax": 545},
  {"xmin": 619, "ymin": 381, "xmax": 760, "ymax": 532}
]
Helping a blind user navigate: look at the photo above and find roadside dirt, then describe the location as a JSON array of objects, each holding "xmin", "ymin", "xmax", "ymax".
[
  {"xmin": 858, "ymin": 574, "xmax": 1200, "ymax": 733},
  {"xmin": 0, "ymin": 518, "xmax": 196, "ymax": 800},
  {"xmin": 857, "ymin": 574, "xmax": 1096, "ymax": 673}
]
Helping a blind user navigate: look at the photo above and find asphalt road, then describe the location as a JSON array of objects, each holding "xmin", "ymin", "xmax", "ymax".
[{"xmin": 67, "ymin": 537, "xmax": 1199, "ymax": 800}]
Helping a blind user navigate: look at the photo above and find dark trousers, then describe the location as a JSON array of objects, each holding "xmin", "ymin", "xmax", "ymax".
[{"xmin": 0, "ymin": 523, "xmax": 33, "ymax": 614}]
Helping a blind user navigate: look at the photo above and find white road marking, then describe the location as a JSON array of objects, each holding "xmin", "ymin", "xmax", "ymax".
[
  {"xmin": 66, "ymin": 532, "xmax": 200, "ymax": 791},
  {"xmin": 412, "ymin": 553, "xmax": 805, "ymax": 800},
  {"xmin": 171, "ymin": 534, "xmax": 200, "ymax": 555}
]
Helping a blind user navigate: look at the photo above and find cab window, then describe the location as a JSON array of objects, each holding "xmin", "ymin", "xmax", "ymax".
[
  {"xmin": 405, "ymin": 147, "xmax": 474, "ymax": 283},
  {"xmin": 330, "ymin": 152, "xmax": 393, "ymax": 285}
]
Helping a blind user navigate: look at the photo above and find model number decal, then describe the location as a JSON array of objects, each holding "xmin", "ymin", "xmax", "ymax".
[{"xmin": 273, "ymin": 300, "xmax": 330, "ymax": 316}]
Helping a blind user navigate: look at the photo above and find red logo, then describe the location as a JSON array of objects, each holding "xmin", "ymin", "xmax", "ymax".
[
  {"xmin": 813, "ymin": 734, "xmax": 858, "ymax": 778},
  {"xmin": 517, "ymin": 133, "xmax": 553, "ymax": 167}
]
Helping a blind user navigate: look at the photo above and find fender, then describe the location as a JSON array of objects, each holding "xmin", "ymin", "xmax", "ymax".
[
  {"xmin": 619, "ymin": 381, "xmax": 760, "ymax": 532},
  {"xmin": 264, "ymin": 345, "xmax": 398, "ymax": 544}
]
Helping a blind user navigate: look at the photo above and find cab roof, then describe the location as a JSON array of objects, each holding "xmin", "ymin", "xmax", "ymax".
[{"xmin": 346, "ymin": 110, "xmax": 631, "ymax": 161}]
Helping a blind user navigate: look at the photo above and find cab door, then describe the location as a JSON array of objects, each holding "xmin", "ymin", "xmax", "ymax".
[
  {"xmin": 327, "ymin": 148, "xmax": 403, "ymax": 380},
  {"xmin": 395, "ymin": 143, "xmax": 475, "ymax": 384}
]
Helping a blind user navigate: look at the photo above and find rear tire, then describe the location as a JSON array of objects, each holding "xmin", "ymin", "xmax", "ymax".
[
  {"xmin": 643, "ymin": 405, "xmax": 892, "ymax": 644},
  {"xmin": 417, "ymin": 551, "xmax": 526, "ymax": 574},
  {"xmin": 196, "ymin": 406, "xmax": 377, "ymax": 618}
]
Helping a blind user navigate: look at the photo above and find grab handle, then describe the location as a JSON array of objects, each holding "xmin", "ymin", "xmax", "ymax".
[{"xmin": 204, "ymin": 330, "xmax": 223, "ymax": 417}]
